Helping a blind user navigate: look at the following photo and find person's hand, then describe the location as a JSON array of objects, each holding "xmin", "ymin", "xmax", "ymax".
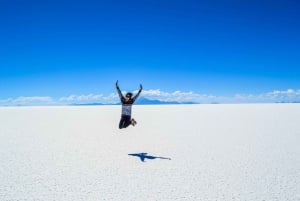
[
  {"xmin": 139, "ymin": 84, "xmax": 143, "ymax": 90},
  {"xmin": 116, "ymin": 80, "xmax": 119, "ymax": 88}
]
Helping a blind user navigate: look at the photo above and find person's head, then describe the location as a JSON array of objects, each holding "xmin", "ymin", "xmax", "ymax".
[{"xmin": 125, "ymin": 92, "xmax": 133, "ymax": 101}]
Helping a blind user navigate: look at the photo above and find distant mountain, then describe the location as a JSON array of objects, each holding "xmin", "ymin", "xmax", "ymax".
[
  {"xmin": 69, "ymin": 103, "xmax": 104, "ymax": 106},
  {"xmin": 135, "ymin": 97, "xmax": 197, "ymax": 105},
  {"xmin": 275, "ymin": 101, "xmax": 300, "ymax": 104},
  {"xmin": 69, "ymin": 98, "xmax": 197, "ymax": 106}
]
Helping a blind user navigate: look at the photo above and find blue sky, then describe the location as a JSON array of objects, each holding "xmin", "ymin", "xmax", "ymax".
[{"xmin": 0, "ymin": 0, "xmax": 299, "ymax": 105}]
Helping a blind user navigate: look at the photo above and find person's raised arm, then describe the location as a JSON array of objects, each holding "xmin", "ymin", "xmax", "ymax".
[
  {"xmin": 116, "ymin": 80, "xmax": 124, "ymax": 100},
  {"xmin": 132, "ymin": 84, "xmax": 143, "ymax": 102}
]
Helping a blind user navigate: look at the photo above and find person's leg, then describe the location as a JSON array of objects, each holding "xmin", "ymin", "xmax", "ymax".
[
  {"xmin": 119, "ymin": 115, "xmax": 126, "ymax": 129},
  {"xmin": 123, "ymin": 115, "xmax": 132, "ymax": 128}
]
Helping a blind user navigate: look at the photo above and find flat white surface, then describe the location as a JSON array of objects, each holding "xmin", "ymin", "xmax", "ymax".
[{"xmin": 0, "ymin": 104, "xmax": 299, "ymax": 201}]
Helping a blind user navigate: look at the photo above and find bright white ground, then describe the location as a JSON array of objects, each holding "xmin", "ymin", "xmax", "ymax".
[{"xmin": 0, "ymin": 104, "xmax": 299, "ymax": 201}]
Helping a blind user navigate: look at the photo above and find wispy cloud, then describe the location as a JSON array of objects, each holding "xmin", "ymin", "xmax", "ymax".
[
  {"xmin": 140, "ymin": 89, "xmax": 217, "ymax": 103},
  {"xmin": 0, "ymin": 96, "xmax": 54, "ymax": 106},
  {"xmin": 140, "ymin": 89, "xmax": 300, "ymax": 103},
  {"xmin": 59, "ymin": 94, "xmax": 103, "ymax": 103},
  {"xmin": 229, "ymin": 89, "xmax": 300, "ymax": 103},
  {"xmin": 1, "ymin": 89, "xmax": 300, "ymax": 106},
  {"xmin": 58, "ymin": 93, "xmax": 119, "ymax": 104}
]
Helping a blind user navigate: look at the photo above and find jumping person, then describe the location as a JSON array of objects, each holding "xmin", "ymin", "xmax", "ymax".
[{"xmin": 116, "ymin": 80, "xmax": 142, "ymax": 129}]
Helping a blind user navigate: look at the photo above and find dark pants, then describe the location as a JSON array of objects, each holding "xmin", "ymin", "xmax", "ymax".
[{"xmin": 119, "ymin": 115, "xmax": 131, "ymax": 129}]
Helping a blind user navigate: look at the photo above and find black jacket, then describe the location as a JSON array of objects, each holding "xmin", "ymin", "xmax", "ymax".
[{"xmin": 116, "ymin": 86, "xmax": 142, "ymax": 115}]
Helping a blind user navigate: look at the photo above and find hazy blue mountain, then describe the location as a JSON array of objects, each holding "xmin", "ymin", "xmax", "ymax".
[
  {"xmin": 69, "ymin": 98, "xmax": 197, "ymax": 106},
  {"xmin": 135, "ymin": 97, "xmax": 197, "ymax": 105}
]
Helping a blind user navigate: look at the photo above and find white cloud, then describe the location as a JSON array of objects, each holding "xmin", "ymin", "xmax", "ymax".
[
  {"xmin": 263, "ymin": 89, "xmax": 300, "ymax": 103},
  {"xmin": 141, "ymin": 89, "xmax": 300, "ymax": 104},
  {"xmin": 0, "ymin": 96, "xmax": 54, "ymax": 106},
  {"xmin": 141, "ymin": 89, "xmax": 216, "ymax": 103},
  {"xmin": 230, "ymin": 89, "xmax": 300, "ymax": 103},
  {"xmin": 58, "ymin": 93, "xmax": 120, "ymax": 104},
  {"xmin": 1, "ymin": 89, "xmax": 300, "ymax": 106},
  {"xmin": 59, "ymin": 94, "xmax": 103, "ymax": 103}
]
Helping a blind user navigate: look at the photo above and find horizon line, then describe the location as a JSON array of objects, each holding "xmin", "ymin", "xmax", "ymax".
[{"xmin": 1, "ymin": 88, "xmax": 300, "ymax": 106}]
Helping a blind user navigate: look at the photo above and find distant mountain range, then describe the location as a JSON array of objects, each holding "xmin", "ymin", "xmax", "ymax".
[
  {"xmin": 70, "ymin": 103, "xmax": 105, "ymax": 106},
  {"xmin": 70, "ymin": 98, "xmax": 197, "ymax": 106},
  {"xmin": 69, "ymin": 98, "xmax": 300, "ymax": 106},
  {"xmin": 275, "ymin": 101, "xmax": 300, "ymax": 104},
  {"xmin": 135, "ymin": 97, "xmax": 197, "ymax": 105}
]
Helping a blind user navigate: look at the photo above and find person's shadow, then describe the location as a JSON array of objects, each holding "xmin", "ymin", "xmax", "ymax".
[{"xmin": 128, "ymin": 153, "xmax": 171, "ymax": 162}]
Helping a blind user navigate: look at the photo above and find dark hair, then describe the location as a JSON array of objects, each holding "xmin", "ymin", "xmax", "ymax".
[{"xmin": 126, "ymin": 92, "xmax": 133, "ymax": 98}]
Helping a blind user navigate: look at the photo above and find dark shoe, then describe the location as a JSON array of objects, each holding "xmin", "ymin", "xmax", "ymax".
[{"xmin": 131, "ymin": 118, "xmax": 137, "ymax": 126}]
